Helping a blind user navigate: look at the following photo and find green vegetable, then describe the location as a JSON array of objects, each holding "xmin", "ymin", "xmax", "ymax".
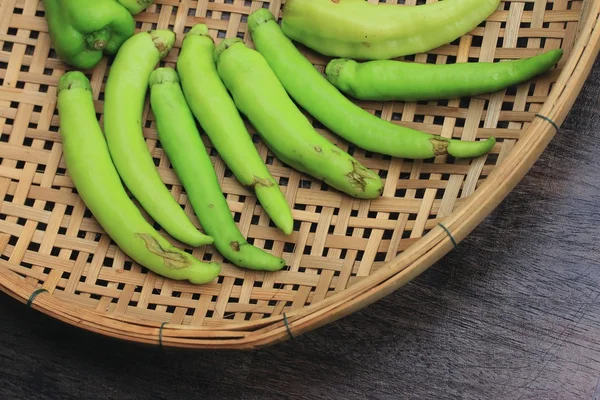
[
  {"xmin": 247, "ymin": 9, "xmax": 495, "ymax": 160},
  {"xmin": 148, "ymin": 68, "xmax": 286, "ymax": 272},
  {"xmin": 326, "ymin": 50, "xmax": 564, "ymax": 102},
  {"xmin": 215, "ymin": 38, "xmax": 383, "ymax": 199},
  {"xmin": 281, "ymin": 0, "xmax": 501, "ymax": 60},
  {"xmin": 177, "ymin": 24, "xmax": 293, "ymax": 236},
  {"xmin": 104, "ymin": 30, "xmax": 213, "ymax": 248},
  {"xmin": 116, "ymin": 0, "xmax": 154, "ymax": 15},
  {"xmin": 57, "ymin": 72, "xmax": 220, "ymax": 285},
  {"xmin": 42, "ymin": 0, "xmax": 135, "ymax": 69}
]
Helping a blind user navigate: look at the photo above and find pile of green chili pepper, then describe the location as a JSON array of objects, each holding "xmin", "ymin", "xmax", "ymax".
[{"xmin": 50, "ymin": 1, "xmax": 563, "ymax": 285}]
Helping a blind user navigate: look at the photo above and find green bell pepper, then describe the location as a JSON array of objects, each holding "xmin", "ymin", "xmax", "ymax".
[
  {"xmin": 42, "ymin": 0, "xmax": 136, "ymax": 70},
  {"xmin": 116, "ymin": 0, "xmax": 155, "ymax": 15}
]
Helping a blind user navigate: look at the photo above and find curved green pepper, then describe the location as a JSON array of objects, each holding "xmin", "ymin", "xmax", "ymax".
[
  {"xmin": 326, "ymin": 50, "xmax": 564, "ymax": 102},
  {"xmin": 42, "ymin": 0, "xmax": 135, "ymax": 70},
  {"xmin": 281, "ymin": 0, "xmax": 501, "ymax": 60},
  {"xmin": 104, "ymin": 30, "xmax": 214, "ymax": 248},
  {"xmin": 116, "ymin": 0, "xmax": 155, "ymax": 15}
]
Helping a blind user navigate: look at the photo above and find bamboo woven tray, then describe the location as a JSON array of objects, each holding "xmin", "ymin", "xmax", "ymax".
[{"xmin": 0, "ymin": 0, "xmax": 599, "ymax": 349}]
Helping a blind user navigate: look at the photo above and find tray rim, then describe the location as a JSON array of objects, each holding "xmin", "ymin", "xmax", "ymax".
[{"xmin": 1, "ymin": 3, "xmax": 599, "ymax": 349}]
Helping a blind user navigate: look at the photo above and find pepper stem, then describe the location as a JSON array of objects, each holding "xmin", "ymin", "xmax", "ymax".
[{"xmin": 85, "ymin": 28, "xmax": 111, "ymax": 51}]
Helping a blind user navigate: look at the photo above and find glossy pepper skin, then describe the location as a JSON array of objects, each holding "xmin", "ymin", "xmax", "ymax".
[
  {"xmin": 116, "ymin": 0, "xmax": 155, "ymax": 15},
  {"xmin": 326, "ymin": 49, "xmax": 564, "ymax": 102},
  {"xmin": 281, "ymin": 0, "xmax": 501, "ymax": 60},
  {"xmin": 42, "ymin": 0, "xmax": 135, "ymax": 70}
]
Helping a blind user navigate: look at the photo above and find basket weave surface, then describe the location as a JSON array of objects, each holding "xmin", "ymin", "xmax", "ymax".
[{"xmin": 0, "ymin": 0, "xmax": 599, "ymax": 349}]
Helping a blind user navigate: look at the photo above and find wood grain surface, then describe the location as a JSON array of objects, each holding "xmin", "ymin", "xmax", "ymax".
[{"xmin": 1, "ymin": 57, "xmax": 599, "ymax": 400}]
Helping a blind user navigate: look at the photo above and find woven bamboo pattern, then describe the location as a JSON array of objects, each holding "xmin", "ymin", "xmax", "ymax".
[{"xmin": 0, "ymin": 0, "xmax": 599, "ymax": 349}]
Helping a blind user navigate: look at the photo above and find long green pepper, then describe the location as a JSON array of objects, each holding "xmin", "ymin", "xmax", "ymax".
[
  {"xmin": 103, "ymin": 30, "xmax": 213, "ymax": 248},
  {"xmin": 326, "ymin": 50, "xmax": 564, "ymax": 102},
  {"xmin": 247, "ymin": 9, "xmax": 495, "ymax": 160},
  {"xmin": 148, "ymin": 68, "xmax": 287, "ymax": 272},
  {"xmin": 281, "ymin": 0, "xmax": 501, "ymax": 60},
  {"xmin": 42, "ymin": 0, "xmax": 135, "ymax": 69}
]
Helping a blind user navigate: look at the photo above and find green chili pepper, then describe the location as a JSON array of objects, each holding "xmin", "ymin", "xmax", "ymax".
[
  {"xmin": 177, "ymin": 24, "xmax": 294, "ymax": 236},
  {"xmin": 247, "ymin": 9, "xmax": 495, "ymax": 160},
  {"xmin": 215, "ymin": 38, "xmax": 383, "ymax": 199},
  {"xmin": 148, "ymin": 68, "xmax": 287, "ymax": 272},
  {"xmin": 281, "ymin": 0, "xmax": 501, "ymax": 60},
  {"xmin": 116, "ymin": 0, "xmax": 154, "ymax": 15},
  {"xmin": 57, "ymin": 72, "xmax": 220, "ymax": 285},
  {"xmin": 326, "ymin": 50, "xmax": 564, "ymax": 102},
  {"xmin": 104, "ymin": 30, "xmax": 213, "ymax": 248},
  {"xmin": 42, "ymin": 0, "xmax": 135, "ymax": 69}
]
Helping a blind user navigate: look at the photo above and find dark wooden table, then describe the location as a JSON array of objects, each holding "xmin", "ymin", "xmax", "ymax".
[{"xmin": 1, "ymin": 57, "xmax": 599, "ymax": 400}]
